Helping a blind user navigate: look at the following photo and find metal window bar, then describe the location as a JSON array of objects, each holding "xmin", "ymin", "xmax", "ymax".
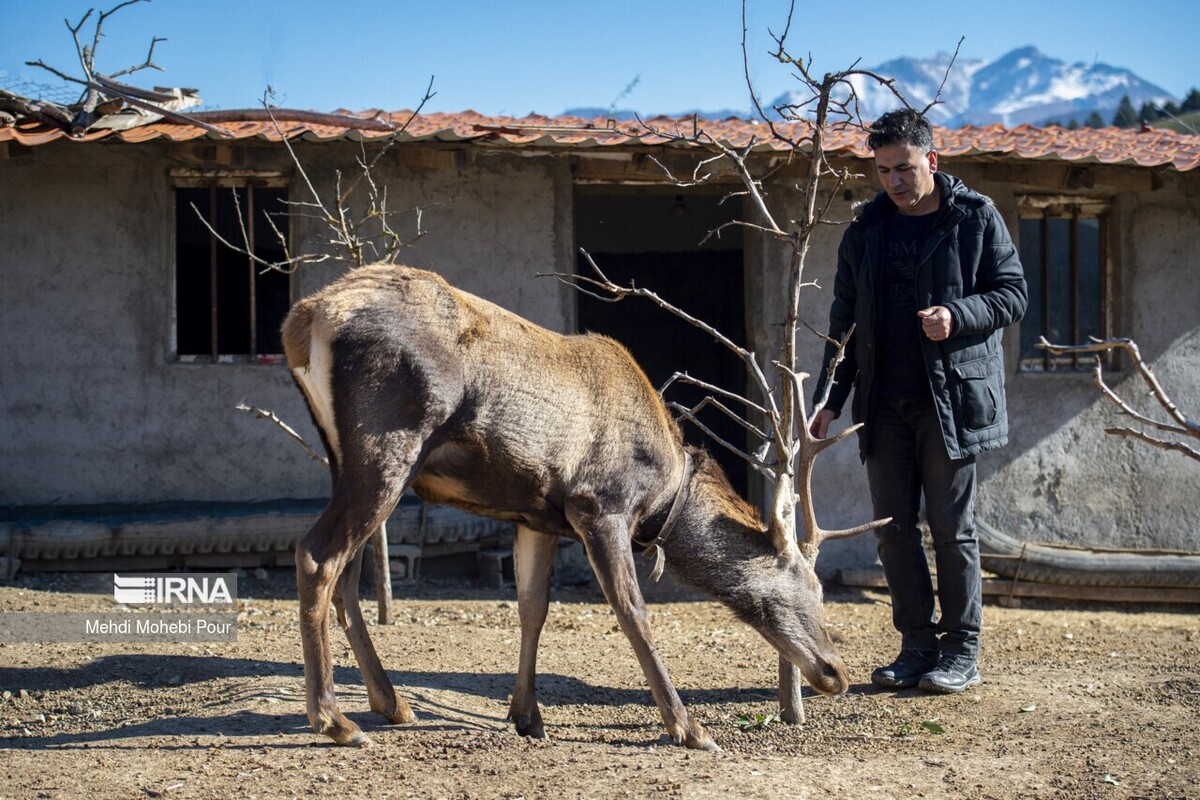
[
  {"xmin": 208, "ymin": 184, "xmax": 219, "ymax": 361},
  {"xmin": 1019, "ymin": 198, "xmax": 1112, "ymax": 373},
  {"xmin": 1099, "ymin": 213, "xmax": 1112, "ymax": 371},
  {"xmin": 1040, "ymin": 213, "xmax": 1050, "ymax": 371},
  {"xmin": 1070, "ymin": 208, "xmax": 1080, "ymax": 370}
]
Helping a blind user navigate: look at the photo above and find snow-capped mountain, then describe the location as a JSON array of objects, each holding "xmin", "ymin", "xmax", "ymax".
[{"xmin": 770, "ymin": 46, "xmax": 1176, "ymax": 127}]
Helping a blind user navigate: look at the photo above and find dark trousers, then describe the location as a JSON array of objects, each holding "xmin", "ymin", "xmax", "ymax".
[{"xmin": 866, "ymin": 395, "xmax": 981, "ymax": 660}]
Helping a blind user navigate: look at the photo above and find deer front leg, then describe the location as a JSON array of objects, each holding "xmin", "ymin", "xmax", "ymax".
[
  {"xmin": 332, "ymin": 543, "xmax": 417, "ymax": 726},
  {"xmin": 580, "ymin": 517, "xmax": 718, "ymax": 751},
  {"xmin": 778, "ymin": 655, "xmax": 805, "ymax": 724},
  {"xmin": 508, "ymin": 525, "xmax": 560, "ymax": 738}
]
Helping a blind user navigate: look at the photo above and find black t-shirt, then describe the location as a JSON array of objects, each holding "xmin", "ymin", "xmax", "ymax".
[{"xmin": 878, "ymin": 210, "xmax": 939, "ymax": 398}]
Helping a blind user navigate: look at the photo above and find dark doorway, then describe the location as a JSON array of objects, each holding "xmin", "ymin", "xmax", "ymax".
[{"xmin": 575, "ymin": 189, "xmax": 748, "ymax": 495}]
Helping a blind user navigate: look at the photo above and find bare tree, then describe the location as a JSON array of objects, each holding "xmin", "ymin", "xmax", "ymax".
[
  {"xmin": 4, "ymin": 0, "xmax": 227, "ymax": 136},
  {"xmin": 1037, "ymin": 337, "xmax": 1200, "ymax": 461},
  {"xmin": 551, "ymin": 3, "xmax": 963, "ymax": 722},
  {"xmin": 193, "ymin": 83, "xmax": 439, "ymax": 277}
]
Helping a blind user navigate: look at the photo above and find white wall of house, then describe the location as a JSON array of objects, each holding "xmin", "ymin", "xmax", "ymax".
[
  {"xmin": 1, "ymin": 137, "xmax": 1196, "ymax": 569},
  {"xmin": 987, "ymin": 180, "xmax": 1200, "ymax": 552}
]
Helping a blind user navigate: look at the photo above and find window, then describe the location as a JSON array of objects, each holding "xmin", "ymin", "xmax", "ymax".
[
  {"xmin": 174, "ymin": 175, "xmax": 290, "ymax": 362},
  {"xmin": 1017, "ymin": 197, "xmax": 1111, "ymax": 371}
]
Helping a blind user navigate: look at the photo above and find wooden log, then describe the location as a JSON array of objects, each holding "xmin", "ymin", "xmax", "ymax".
[{"xmin": 835, "ymin": 568, "xmax": 1200, "ymax": 605}]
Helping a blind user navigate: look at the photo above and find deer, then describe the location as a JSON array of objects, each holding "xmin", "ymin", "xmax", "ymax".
[{"xmin": 281, "ymin": 262, "xmax": 871, "ymax": 750}]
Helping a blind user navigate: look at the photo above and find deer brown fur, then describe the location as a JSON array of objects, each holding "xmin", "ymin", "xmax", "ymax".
[{"xmin": 282, "ymin": 263, "xmax": 851, "ymax": 749}]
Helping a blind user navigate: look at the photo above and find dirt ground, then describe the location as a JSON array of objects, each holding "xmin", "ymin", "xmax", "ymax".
[{"xmin": 0, "ymin": 567, "xmax": 1196, "ymax": 800}]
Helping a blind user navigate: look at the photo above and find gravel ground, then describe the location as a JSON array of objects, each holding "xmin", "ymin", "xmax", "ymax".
[{"xmin": 0, "ymin": 568, "xmax": 1197, "ymax": 800}]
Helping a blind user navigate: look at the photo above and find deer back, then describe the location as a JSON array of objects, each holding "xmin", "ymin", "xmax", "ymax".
[{"xmin": 282, "ymin": 264, "xmax": 687, "ymax": 538}]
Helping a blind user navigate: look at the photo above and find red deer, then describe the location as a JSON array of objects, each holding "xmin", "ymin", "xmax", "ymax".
[{"xmin": 282, "ymin": 263, "xmax": 859, "ymax": 749}]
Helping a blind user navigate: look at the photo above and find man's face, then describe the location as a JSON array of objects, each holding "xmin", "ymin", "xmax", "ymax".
[{"xmin": 873, "ymin": 142, "xmax": 939, "ymax": 215}]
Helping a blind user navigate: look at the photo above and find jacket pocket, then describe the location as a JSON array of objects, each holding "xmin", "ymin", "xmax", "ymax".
[{"xmin": 952, "ymin": 353, "xmax": 1002, "ymax": 430}]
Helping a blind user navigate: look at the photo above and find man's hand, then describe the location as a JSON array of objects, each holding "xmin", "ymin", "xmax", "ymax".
[
  {"xmin": 809, "ymin": 409, "xmax": 836, "ymax": 439},
  {"xmin": 918, "ymin": 306, "xmax": 953, "ymax": 341}
]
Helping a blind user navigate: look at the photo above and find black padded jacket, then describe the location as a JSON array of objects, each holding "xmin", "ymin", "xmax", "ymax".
[{"xmin": 812, "ymin": 171, "xmax": 1029, "ymax": 460}]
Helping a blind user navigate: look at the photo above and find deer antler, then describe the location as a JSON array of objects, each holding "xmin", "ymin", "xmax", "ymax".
[
  {"xmin": 766, "ymin": 360, "xmax": 892, "ymax": 564},
  {"xmin": 795, "ymin": 418, "xmax": 892, "ymax": 562}
]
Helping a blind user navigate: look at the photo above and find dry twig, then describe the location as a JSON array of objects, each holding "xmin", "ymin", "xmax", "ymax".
[
  {"xmin": 1036, "ymin": 337, "xmax": 1200, "ymax": 461},
  {"xmin": 235, "ymin": 404, "xmax": 328, "ymax": 468},
  {"xmin": 190, "ymin": 78, "xmax": 440, "ymax": 275}
]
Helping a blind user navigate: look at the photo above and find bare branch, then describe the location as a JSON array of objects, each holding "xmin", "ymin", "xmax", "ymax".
[
  {"xmin": 109, "ymin": 35, "xmax": 166, "ymax": 79},
  {"xmin": 92, "ymin": 73, "xmax": 177, "ymax": 103},
  {"xmin": 810, "ymin": 325, "xmax": 856, "ymax": 422},
  {"xmin": 1038, "ymin": 337, "xmax": 1194, "ymax": 431},
  {"xmin": 673, "ymin": 394, "xmax": 770, "ymax": 443},
  {"xmin": 659, "ymin": 371, "xmax": 769, "ymax": 417},
  {"xmin": 235, "ymin": 404, "xmax": 329, "ymax": 469},
  {"xmin": 1037, "ymin": 336, "xmax": 1199, "ymax": 462},
  {"xmin": 698, "ymin": 219, "xmax": 784, "ymax": 246},
  {"xmin": 1105, "ymin": 427, "xmax": 1200, "ymax": 460},
  {"xmin": 919, "ymin": 36, "xmax": 966, "ymax": 117},
  {"xmin": 666, "ymin": 401, "xmax": 776, "ymax": 480}
]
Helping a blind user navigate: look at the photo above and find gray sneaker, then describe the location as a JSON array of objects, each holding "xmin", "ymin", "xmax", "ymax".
[
  {"xmin": 918, "ymin": 655, "xmax": 981, "ymax": 693},
  {"xmin": 871, "ymin": 649, "xmax": 940, "ymax": 689}
]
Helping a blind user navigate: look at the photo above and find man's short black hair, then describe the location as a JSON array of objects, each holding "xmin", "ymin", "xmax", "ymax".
[{"xmin": 867, "ymin": 108, "xmax": 935, "ymax": 153}]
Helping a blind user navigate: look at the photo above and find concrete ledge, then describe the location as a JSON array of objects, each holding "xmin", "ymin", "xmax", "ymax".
[{"xmin": 0, "ymin": 498, "xmax": 512, "ymax": 572}]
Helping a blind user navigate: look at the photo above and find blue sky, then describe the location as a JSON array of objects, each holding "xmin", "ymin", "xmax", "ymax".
[{"xmin": 2, "ymin": 0, "xmax": 1196, "ymax": 117}]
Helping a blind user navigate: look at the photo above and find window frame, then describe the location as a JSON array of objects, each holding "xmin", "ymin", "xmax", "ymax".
[
  {"xmin": 170, "ymin": 170, "xmax": 292, "ymax": 365},
  {"xmin": 1016, "ymin": 195, "xmax": 1114, "ymax": 373}
]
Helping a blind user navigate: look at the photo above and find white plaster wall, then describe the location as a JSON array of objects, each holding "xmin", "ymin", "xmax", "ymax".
[
  {"xmin": 986, "ymin": 191, "xmax": 1200, "ymax": 550},
  {"xmin": 0, "ymin": 141, "xmax": 571, "ymax": 506}
]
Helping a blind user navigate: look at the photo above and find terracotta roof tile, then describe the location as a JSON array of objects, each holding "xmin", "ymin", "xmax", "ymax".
[{"xmin": 3, "ymin": 110, "xmax": 1199, "ymax": 171}]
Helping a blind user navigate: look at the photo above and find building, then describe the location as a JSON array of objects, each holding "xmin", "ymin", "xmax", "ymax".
[{"xmin": 2, "ymin": 111, "xmax": 1197, "ymax": 575}]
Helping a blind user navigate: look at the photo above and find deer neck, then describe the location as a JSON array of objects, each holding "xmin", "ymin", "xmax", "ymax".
[
  {"xmin": 656, "ymin": 461, "xmax": 775, "ymax": 598},
  {"xmin": 632, "ymin": 451, "xmax": 693, "ymax": 582}
]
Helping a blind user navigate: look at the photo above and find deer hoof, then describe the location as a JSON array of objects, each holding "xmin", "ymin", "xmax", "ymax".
[
  {"xmin": 684, "ymin": 731, "xmax": 720, "ymax": 751},
  {"xmin": 510, "ymin": 713, "xmax": 546, "ymax": 739},
  {"xmin": 326, "ymin": 728, "xmax": 373, "ymax": 747},
  {"xmin": 374, "ymin": 700, "xmax": 417, "ymax": 725},
  {"xmin": 667, "ymin": 723, "xmax": 719, "ymax": 751},
  {"xmin": 317, "ymin": 716, "xmax": 371, "ymax": 747}
]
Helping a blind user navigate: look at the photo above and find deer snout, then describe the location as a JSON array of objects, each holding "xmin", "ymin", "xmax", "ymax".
[{"xmin": 806, "ymin": 657, "xmax": 850, "ymax": 696}]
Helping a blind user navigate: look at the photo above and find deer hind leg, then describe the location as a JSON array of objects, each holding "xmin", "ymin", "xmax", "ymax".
[
  {"xmin": 579, "ymin": 516, "xmax": 718, "ymax": 751},
  {"xmin": 508, "ymin": 525, "xmax": 559, "ymax": 739},
  {"xmin": 331, "ymin": 541, "xmax": 417, "ymax": 726},
  {"xmin": 296, "ymin": 464, "xmax": 408, "ymax": 747}
]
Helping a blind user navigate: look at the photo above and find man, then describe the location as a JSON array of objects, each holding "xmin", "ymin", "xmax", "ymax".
[{"xmin": 810, "ymin": 108, "xmax": 1027, "ymax": 693}]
